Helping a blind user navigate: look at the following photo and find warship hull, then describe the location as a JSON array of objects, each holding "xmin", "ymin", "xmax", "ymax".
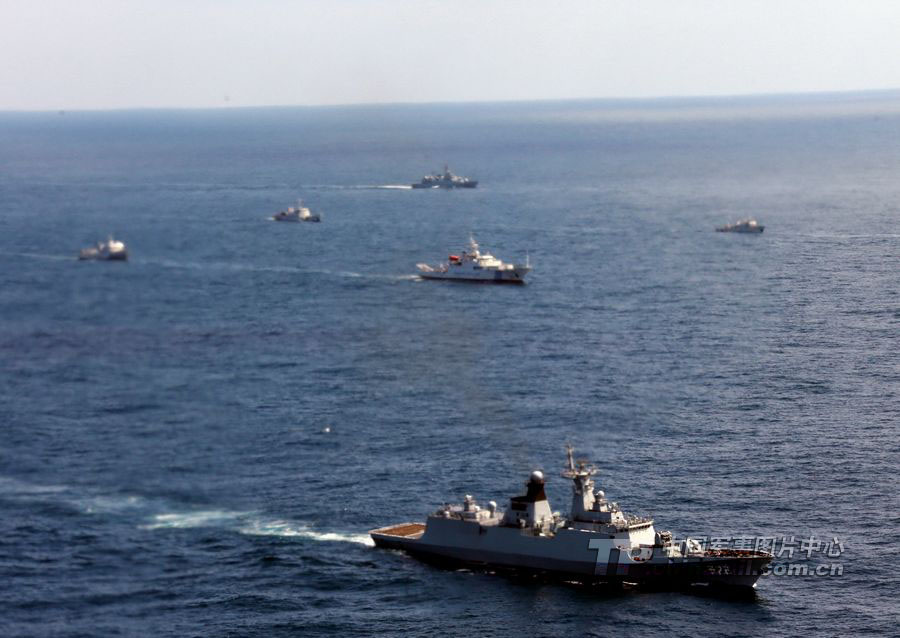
[
  {"xmin": 79, "ymin": 251, "xmax": 128, "ymax": 261},
  {"xmin": 78, "ymin": 245, "xmax": 128, "ymax": 261},
  {"xmin": 411, "ymin": 181, "xmax": 477, "ymax": 189},
  {"xmin": 418, "ymin": 269, "xmax": 528, "ymax": 283},
  {"xmin": 716, "ymin": 226, "xmax": 764, "ymax": 233},
  {"xmin": 371, "ymin": 522, "xmax": 771, "ymax": 590},
  {"xmin": 272, "ymin": 215, "xmax": 320, "ymax": 222}
]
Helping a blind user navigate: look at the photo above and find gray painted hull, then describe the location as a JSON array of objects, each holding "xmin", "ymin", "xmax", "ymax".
[
  {"xmin": 78, "ymin": 251, "xmax": 128, "ymax": 261},
  {"xmin": 418, "ymin": 266, "xmax": 530, "ymax": 284},
  {"xmin": 372, "ymin": 520, "xmax": 771, "ymax": 590},
  {"xmin": 418, "ymin": 272, "xmax": 527, "ymax": 284},
  {"xmin": 411, "ymin": 181, "xmax": 477, "ymax": 189}
]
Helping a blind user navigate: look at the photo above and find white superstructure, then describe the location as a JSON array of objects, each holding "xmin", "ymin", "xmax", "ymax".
[{"xmin": 417, "ymin": 236, "xmax": 530, "ymax": 283}]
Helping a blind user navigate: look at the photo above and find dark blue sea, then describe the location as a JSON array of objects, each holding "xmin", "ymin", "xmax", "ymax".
[{"xmin": 1, "ymin": 95, "xmax": 898, "ymax": 637}]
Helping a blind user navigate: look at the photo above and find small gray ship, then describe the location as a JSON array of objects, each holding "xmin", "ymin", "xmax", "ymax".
[
  {"xmin": 371, "ymin": 447, "xmax": 773, "ymax": 590},
  {"xmin": 411, "ymin": 165, "xmax": 477, "ymax": 189},
  {"xmin": 716, "ymin": 218, "xmax": 764, "ymax": 233}
]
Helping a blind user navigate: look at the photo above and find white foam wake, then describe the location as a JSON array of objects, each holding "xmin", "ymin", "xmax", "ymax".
[
  {"xmin": 147, "ymin": 258, "xmax": 416, "ymax": 283},
  {"xmin": 141, "ymin": 509, "xmax": 249, "ymax": 530},
  {"xmin": 3, "ymin": 252, "xmax": 75, "ymax": 262},
  {"xmin": 0, "ymin": 476, "xmax": 153, "ymax": 515},
  {"xmin": 141, "ymin": 509, "xmax": 374, "ymax": 546},
  {"xmin": 238, "ymin": 519, "xmax": 374, "ymax": 546},
  {"xmin": 0, "ymin": 477, "xmax": 373, "ymax": 546},
  {"xmin": 0, "ymin": 476, "xmax": 69, "ymax": 495},
  {"xmin": 80, "ymin": 494, "xmax": 145, "ymax": 514}
]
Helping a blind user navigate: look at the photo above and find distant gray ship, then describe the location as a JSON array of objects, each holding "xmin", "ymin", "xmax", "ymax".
[
  {"xmin": 716, "ymin": 218, "xmax": 764, "ymax": 233},
  {"xmin": 411, "ymin": 165, "xmax": 477, "ymax": 189},
  {"xmin": 371, "ymin": 447, "xmax": 773, "ymax": 590}
]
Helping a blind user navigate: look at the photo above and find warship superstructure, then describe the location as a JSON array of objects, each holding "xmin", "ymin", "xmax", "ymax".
[
  {"xmin": 371, "ymin": 447, "xmax": 772, "ymax": 590},
  {"xmin": 411, "ymin": 165, "xmax": 477, "ymax": 189},
  {"xmin": 416, "ymin": 236, "xmax": 530, "ymax": 283}
]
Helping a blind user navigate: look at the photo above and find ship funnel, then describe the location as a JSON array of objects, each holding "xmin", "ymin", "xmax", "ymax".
[{"xmin": 523, "ymin": 471, "xmax": 548, "ymax": 502}]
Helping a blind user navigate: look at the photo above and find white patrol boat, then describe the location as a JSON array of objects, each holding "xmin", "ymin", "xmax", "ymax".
[
  {"xmin": 78, "ymin": 236, "xmax": 128, "ymax": 261},
  {"xmin": 272, "ymin": 200, "xmax": 321, "ymax": 223},
  {"xmin": 716, "ymin": 218, "xmax": 764, "ymax": 233},
  {"xmin": 416, "ymin": 236, "xmax": 530, "ymax": 283},
  {"xmin": 371, "ymin": 447, "xmax": 773, "ymax": 590}
]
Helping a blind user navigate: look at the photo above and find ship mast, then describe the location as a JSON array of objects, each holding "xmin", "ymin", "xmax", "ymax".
[
  {"xmin": 562, "ymin": 445, "xmax": 595, "ymax": 479},
  {"xmin": 562, "ymin": 446, "xmax": 599, "ymax": 519},
  {"xmin": 468, "ymin": 234, "xmax": 480, "ymax": 256}
]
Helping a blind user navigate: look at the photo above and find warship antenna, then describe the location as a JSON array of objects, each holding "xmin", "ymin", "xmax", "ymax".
[{"xmin": 562, "ymin": 445, "xmax": 598, "ymax": 480}]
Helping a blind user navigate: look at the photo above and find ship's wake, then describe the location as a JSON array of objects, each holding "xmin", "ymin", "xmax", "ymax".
[
  {"xmin": 142, "ymin": 509, "xmax": 374, "ymax": 546},
  {"xmin": 301, "ymin": 184, "xmax": 412, "ymax": 190},
  {"xmin": 238, "ymin": 518, "xmax": 374, "ymax": 545},
  {"xmin": 2, "ymin": 251, "xmax": 79, "ymax": 262},
  {"xmin": 145, "ymin": 258, "xmax": 418, "ymax": 283},
  {"xmin": 4, "ymin": 252, "xmax": 421, "ymax": 284},
  {"xmin": 0, "ymin": 476, "xmax": 373, "ymax": 547}
]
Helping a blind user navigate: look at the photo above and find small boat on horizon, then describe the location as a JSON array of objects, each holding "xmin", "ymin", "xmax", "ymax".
[
  {"xmin": 716, "ymin": 218, "xmax": 764, "ymax": 233},
  {"xmin": 78, "ymin": 236, "xmax": 128, "ymax": 261},
  {"xmin": 272, "ymin": 200, "xmax": 321, "ymax": 222}
]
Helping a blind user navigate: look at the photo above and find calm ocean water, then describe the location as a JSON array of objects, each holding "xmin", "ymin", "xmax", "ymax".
[{"xmin": 0, "ymin": 95, "xmax": 898, "ymax": 637}]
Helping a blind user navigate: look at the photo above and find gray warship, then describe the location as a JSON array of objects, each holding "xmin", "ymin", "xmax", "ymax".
[
  {"xmin": 716, "ymin": 218, "xmax": 764, "ymax": 233},
  {"xmin": 411, "ymin": 165, "xmax": 477, "ymax": 189},
  {"xmin": 371, "ymin": 447, "xmax": 773, "ymax": 590}
]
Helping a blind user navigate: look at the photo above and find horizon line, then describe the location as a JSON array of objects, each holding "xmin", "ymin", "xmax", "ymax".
[{"xmin": 3, "ymin": 87, "xmax": 900, "ymax": 115}]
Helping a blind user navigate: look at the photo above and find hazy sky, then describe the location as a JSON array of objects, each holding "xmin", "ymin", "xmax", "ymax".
[{"xmin": 2, "ymin": 0, "xmax": 900, "ymax": 110}]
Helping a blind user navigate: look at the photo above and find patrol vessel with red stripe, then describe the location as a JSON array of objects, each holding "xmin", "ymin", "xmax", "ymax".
[{"xmin": 416, "ymin": 236, "xmax": 530, "ymax": 283}]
